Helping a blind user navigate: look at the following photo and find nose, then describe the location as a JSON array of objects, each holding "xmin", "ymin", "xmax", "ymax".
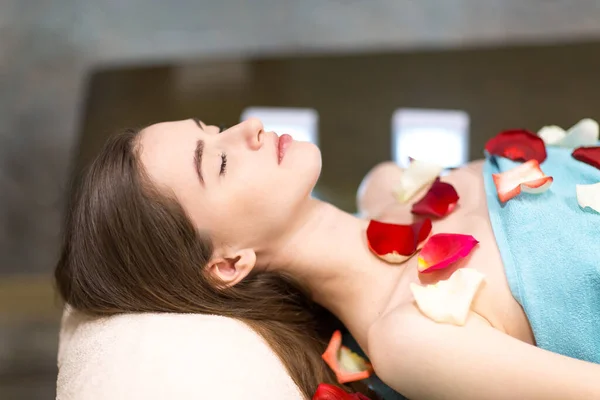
[{"xmin": 236, "ymin": 117, "xmax": 264, "ymax": 151}]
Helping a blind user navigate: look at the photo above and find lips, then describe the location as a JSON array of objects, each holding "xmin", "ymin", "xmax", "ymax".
[{"xmin": 277, "ymin": 133, "xmax": 293, "ymax": 164}]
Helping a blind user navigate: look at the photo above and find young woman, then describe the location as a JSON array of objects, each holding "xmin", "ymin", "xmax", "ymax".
[{"xmin": 55, "ymin": 117, "xmax": 600, "ymax": 399}]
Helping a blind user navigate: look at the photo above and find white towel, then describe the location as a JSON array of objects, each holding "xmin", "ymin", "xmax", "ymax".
[{"xmin": 56, "ymin": 306, "xmax": 304, "ymax": 400}]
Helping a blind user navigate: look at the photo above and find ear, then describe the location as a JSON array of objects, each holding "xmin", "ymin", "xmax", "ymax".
[{"xmin": 206, "ymin": 248, "xmax": 257, "ymax": 287}]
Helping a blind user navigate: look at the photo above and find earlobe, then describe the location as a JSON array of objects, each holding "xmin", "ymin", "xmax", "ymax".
[{"xmin": 207, "ymin": 248, "xmax": 257, "ymax": 287}]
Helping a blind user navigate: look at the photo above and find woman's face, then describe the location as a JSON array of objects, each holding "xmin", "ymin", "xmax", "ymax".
[{"xmin": 138, "ymin": 117, "xmax": 321, "ymax": 255}]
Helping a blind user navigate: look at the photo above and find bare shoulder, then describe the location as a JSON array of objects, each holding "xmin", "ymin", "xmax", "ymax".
[
  {"xmin": 365, "ymin": 302, "xmax": 492, "ymax": 382},
  {"xmin": 365, "ymin": 304, "xmax": 493, "ymax": 399},
  {"xmin": 356, "ymin": 162, "xmax": 404, "ymax": 219},
  {"xmin": 366, "ymin": 300, "xmax": 600, "ymax": 400},
  {"xmin": 365, "ymin": 304, "xmax": 445, "ymax": 396},
  {"xmin": 462, "ymin": 159, "xmax": 485, "ymax": 173},
  {"xmin": 367, "ymin": 302, "xmax": 490, "ymax": 358},
  {"xmin": 357, "ymin": 160, "xmax": 487, "ymax": 219}
]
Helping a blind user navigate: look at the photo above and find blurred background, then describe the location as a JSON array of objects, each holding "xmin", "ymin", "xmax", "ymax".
[{"xmin": 3, "ymin": 0, "xmax": 600, "ymax": 398}]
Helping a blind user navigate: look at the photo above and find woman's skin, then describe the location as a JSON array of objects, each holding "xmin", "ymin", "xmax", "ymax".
[{"xmin": 138, "ymin": 118, "xmax": 600, "ymax": 399}]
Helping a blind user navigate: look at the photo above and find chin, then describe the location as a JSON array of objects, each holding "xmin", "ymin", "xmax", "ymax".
[
  {"xmin": 303, "ymin": 142, "xmax": 322, "ymax": 178},
  {"xmin": 288, "ymin": 142, "xmax": 321, "ymax": 195}
]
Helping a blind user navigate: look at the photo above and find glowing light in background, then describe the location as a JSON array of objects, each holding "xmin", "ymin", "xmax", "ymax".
[
  {"xmin": 392, "ymin": 108, "xmax": 470, "ymax": 169},
  {"xmin": 240, "ymin": 107, "xmax": 319, "ymax": 145}
]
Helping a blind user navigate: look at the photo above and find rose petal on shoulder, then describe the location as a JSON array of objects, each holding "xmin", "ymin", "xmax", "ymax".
[
  {"xmin": 367, "ymin": 219, "xmax": 432, "ymax": 264},
  {"xmin": 411, "ymin": 178, "xmax": 460, "ymax": 218},
  {"xmin": 410, "ymin": 268, "xmax": 486, "ymax": 326},
  {"xmin": 393, "ymin": 159, "xmax": 443, "ymax": 204}
]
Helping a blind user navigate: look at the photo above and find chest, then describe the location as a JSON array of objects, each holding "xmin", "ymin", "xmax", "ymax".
[{"xmin": 377, "ymin": 162, "xmax": 535, "ymax": 344}]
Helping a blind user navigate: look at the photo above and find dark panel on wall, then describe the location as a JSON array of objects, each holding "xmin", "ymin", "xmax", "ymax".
[{"xmin": 76, "ymin": 42, "xmax": 600, "ymax": 211}]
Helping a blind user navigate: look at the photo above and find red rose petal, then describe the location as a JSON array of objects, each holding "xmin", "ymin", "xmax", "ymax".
[
  {"xmin": 366, "ymin": 219, "xmax": 432, "ymax": 264},
  {"xmin": 322, "ymin": 330, "xmax": 373, "ymax": 384},
  {"xmin": 312, "ymin": 384, "xmax": 372, "ymax": 400},
  {"xmin": 572, "ymin": 146, "xmax": 600, "ymax": 170},
  {"xmin": 411, "ymin": 178, "xmax": 460, "ymax": 218},
  {"xmin": 492, "ymin": 160, "xmax": 553, "ymax": 203},
  {"xmin": 485, "ymin": 129, "xmax": 547, "ymax": 163},
  {"xmin": 417, "ymin": 234, "xmax": 479, "ymax": 273}
]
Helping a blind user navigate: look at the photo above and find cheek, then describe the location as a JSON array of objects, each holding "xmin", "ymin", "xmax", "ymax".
[
  {"xmin": 210, "ymin": 193, "xmax": 288, "ymax": 246},
  {"xmin": 230, "ymin": 178, "xmax": 292, "ymax": 226},
  {"xmin": 214, "ymin": 147, "xmax": 321, "ymax": 241}
]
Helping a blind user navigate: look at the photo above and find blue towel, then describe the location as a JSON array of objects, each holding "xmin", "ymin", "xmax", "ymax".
[{"xmin": 483, "ymin": 145, "xmax": 600, "ymax": 363}]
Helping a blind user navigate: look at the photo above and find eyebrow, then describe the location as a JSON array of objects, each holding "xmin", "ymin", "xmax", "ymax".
[
  {"xmin": 194, "ymin": 139, "xmax": 205, "ymax": 186},
  {"xmin": 190, "ymin": 118, "xmax": 206, "ymax": 185}
]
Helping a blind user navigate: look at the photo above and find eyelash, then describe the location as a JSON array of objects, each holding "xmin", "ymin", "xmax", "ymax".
[{"xmin": 220, "ymin": 153, "xmax": 227, "ymax": 175}]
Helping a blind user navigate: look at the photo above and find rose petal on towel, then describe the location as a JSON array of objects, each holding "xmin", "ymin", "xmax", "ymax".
[
  {"xmin": 572, "ymin": 146, "xmax": 600, "ymax": 170},
  {"xmin": 411, "ymin": 178, "xmax": 460, "ymax": 218},
  {"xmin": 539, "ymin": 119, "xmax": 599, "ymax": 148},
  {"xmin": 417, "ymin": 234, "xmax": 479, "ymax": 273},
  {"xmin": 410, "ymin": 268, "xmax": 486, "ymax": 326},
  {"xmin": 492, "ymin": 160, "xmax": 553, "ymax": 203},
  {"xmin": 322, "ymin": 330, "xmax": 373, "ymax": 384},
  {"xmin": 312, "ymin": 384, "xmax": 372, "ymax": 400},
  {"xmin": 538, "ymin": 125, "xmax": 566, "ymax": 145},
  {"xmin": 393, "ymin": 159, "xmax": 444, "ymax": 203},
  {"xmin": 485, "ymin": 129, "xmax": 547, "ymax": 163},
  {"xmin": 576, "ymin": 183, "xmax": 600, "ymax": 213},
  {"xmin": 367, "ymin": 219, "xmax": 432, "ymax": 264}
]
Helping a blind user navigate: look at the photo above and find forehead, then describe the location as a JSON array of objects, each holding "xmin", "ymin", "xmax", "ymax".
[{"xmin": 137, "ymin": 120, "xmax": 198, "ymax": 191}]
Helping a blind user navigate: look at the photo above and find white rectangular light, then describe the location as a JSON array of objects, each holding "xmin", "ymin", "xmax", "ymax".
[
  {"xmin": 240, "ymin": 107, "xmax": 319, "ymax": 145},
  {"xmin": 392, "ymin": 108, "xmax": 470, "ymax": 169}
]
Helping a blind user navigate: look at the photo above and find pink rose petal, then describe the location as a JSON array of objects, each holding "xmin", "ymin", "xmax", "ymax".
[{"xmin": 418, "ymin": 233, "xmax": 479, "ymax": 273}]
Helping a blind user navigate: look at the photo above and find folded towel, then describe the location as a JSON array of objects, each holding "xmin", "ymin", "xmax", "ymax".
[
  {"xmin": 483, "ymin": 145, "xmax": 600, "ymax": 363},
  {"xmin": 57, "ymin": 306, "xmax": 303, "ymax": 400}
]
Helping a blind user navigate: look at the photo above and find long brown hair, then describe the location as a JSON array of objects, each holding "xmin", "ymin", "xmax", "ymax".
[{"xmin": 54, "ymin": 128, "xmax": 369, "ymax": 399}]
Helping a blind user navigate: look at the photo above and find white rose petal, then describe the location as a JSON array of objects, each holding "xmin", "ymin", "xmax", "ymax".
[
  {"xmin": 393, "ymin": 159, "xmax": 443, "ymax": 204},
  {"xmin": 538, "ymin": 118, "xmax": 599, "ymax": 148},
  {"xmin": 576, "ymin": 182, "xmax": 600, "ymax": 213},
  {"xmin": 538, "ymin": 125, "xmax": 566, "ymax": 145},
  {"xmin": 410, "ymin": 268, "xmax": 485, "ymax": 326}
]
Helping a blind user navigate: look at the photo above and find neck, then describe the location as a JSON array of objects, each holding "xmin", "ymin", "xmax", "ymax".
[{"xmin": 264, "ymin": 199, "xmax": 403, "ymax": 349}]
